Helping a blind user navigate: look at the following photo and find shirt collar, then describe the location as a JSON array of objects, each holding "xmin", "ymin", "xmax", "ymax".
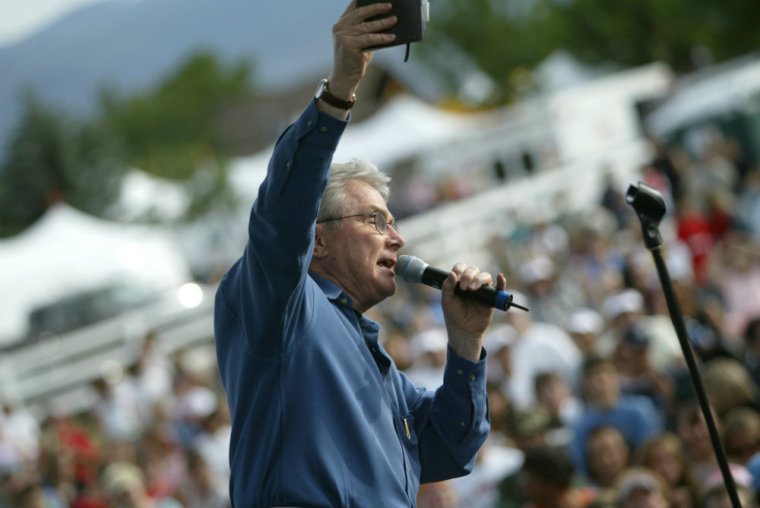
[
  {"xmin": 309, "ymin": 271, "xmax": 346, "ymax": 301},
  {"xmin": 309, "ymin": 272, "xmax": 381, "ymax": 331}
]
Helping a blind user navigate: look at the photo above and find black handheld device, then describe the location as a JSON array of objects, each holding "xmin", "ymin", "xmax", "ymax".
[{"xmin": 357, "ymin": 0, "xmax": 429, "ymax": 52}]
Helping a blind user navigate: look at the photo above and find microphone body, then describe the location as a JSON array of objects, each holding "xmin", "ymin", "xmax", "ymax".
[{"xmin": 395, "ymin": 255, "xmax": 528, "ymax": 312}]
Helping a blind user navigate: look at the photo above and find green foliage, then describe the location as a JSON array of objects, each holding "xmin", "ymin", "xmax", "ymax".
[
  {"xmin": 100, "ymin": 51, "xmax": 251, "ymax": 181},
  {"xmin": 0, "ymin": 92, "xmax": 126, "ymax": 237},
  {"xmin": 419, "ymin": 0, "xmax": 555, "ymax": 103},
  {"xmin": 99, "ymin": 51, "xmax": 252, "ymax": 220},
  {"xmin": 420, "ymin": 0, "xmax": 760, "ymax": 102},
  {"xmin": 0, "ymin": 51, "xmax": 254, "ymax": 237}
]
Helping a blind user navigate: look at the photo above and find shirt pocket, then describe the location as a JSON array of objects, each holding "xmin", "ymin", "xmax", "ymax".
[
  {"xmin": 399, "ymin": 413, "xmax": 419, "ymax": 446},
  {"xmin": 399, "ymin": 413, "xmax": 421, "ymax": 487}
]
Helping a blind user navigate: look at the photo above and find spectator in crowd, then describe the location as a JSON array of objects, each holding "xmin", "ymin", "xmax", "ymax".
[
  {"xmin": 516, "ymin": 255, "xmax": 585, "ymax": 328},
  {"xmin": 497, "ymin": 408, "xmax": 554, "ymax": 508},
  {"xmin": 101, "ymin": 461, "xmax": 183, "ymax": 508},
  {"xmin": 613, "ymin": 467, "xmax": 670, "ymax": 508},
  {"xmin": 736, "ymin": 170, "xmax": 760, "ymax": 239},
  {"xmin": 698, "ymin": 463, "xmax": 758, "ymax": 508},
  {"xmin": 450, "ymin": 433, "xmax": 524, "ymax": 508},
  {"xmin": 635, "ymin": 432, "xmax": 699, "ymax": 508},
  {"xmin": 614, "ymin": 324, "xmax": 673, "ymax": 412},
  {"xmin": 91, "ymin": 374, "xmax": 147, "ymax": 443},
  {"xmin": 0, "ymin": 403, "xmax": 39, "ymax": 467},
  {"xmin": 676, "ymin": 400, "xmax": 719, "ymax": 483},
  {"xmin": 487, "ymin": 382, "xmax": 513, "ymax": 440},
  {"xmin": 721, "ymin": 407, "xmax": 760, "ymax": 465},
  {"xmin": 534, "ymin": 371, "xmax": 581, "ymax": 447},
  {"xmin": 598, "ymin": 288, "xmax": 682, "ymax": 372},
  {"xmin": 174, "ymin": 450, "xmax": 230, "ymax": 508},
  {"xmin": 484, "ymin": 322, "xmax": 517, "ymax": 396},
  {"xmin": 702, "ymin": 357, "xmax": 760, "ymax": 418},
  {"xmin": 500, "ymin": 296, "xmax": 582, "ymax": 410},
  {"xmin": 583, "ymin": 425, "xmax": 631, "ymax": 491},
  {"xmin": 563, "ymin": 307, "xmax": 605, "ymax": 356},
  {"xmin": 134, "ymin": 331, "xmax": 175, "ymax": 408},
  {"xmin": 405, "ymin": 326, "xmax": 449, "ymax": 390},
  {"xmin": 742, "ymin": 317, "xmax": 760, "ymax": 387},
  {"xmin": 675, "ymin": 195, "xmax": 715, "ymax": 285},
  {"xmin": 707, "ymin": 228, "xmax": 760, "ymax": 341},
  {"xmin": 515, "ymin": 445, "xmax": 594, "ymax": 508},
  {"xmin": 570, "ymin": 355, "xmax": 661, "ymax": 475}
]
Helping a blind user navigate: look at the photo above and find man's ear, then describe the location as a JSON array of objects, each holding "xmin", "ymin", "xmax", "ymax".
[{"xmin": 313, "ymin": 224, "xmax": 329, "ymax": 259}]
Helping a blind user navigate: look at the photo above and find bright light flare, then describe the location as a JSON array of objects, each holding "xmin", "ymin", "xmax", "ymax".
[{"xmin": 177, "ymin": 282, "xmax": 204, "ymax": 309}]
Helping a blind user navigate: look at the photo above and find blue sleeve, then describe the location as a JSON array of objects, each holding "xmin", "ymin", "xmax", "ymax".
[
  {"xmin": 409, "ymin": 348, "xmax": 490, "ymax": 483},
  {"xmin": 217, "ymin": 100, "xmax": 348, "ymax": 356}
]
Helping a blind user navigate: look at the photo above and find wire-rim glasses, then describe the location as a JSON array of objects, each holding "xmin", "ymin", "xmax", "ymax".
[{"xmin": 317, "ymin": 212, "xmax": 399, "ymax": 234}]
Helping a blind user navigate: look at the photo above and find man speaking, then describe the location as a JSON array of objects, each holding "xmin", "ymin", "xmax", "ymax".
[{"xmin": 214, "ymin": 2, "xmax": 507, "ymax": 506}]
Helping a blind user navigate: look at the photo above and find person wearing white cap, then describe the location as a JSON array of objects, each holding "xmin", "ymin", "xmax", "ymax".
[
  {"xmin": 564, "ymin": 307, "xmax": 605, "ymax": 355},
  {"xmin": 517, "ymin": 255, "xmax": 585, "ymax": 328},
  {"xmin": 596, "ymin": 288, "xmax": 682, "ymax": 373},
  {"xmin": 405, "ymin": 327, "xmax": 449, "ymax": 391},
  {"xmin": 497, "ymin": 293, "xmax": 583, "ymax": 410},
  {"xmin": 615, "ymin": 467, "xmax": 670, "ymax": 508}
]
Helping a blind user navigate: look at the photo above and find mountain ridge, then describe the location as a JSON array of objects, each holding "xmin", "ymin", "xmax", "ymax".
[{"xmin": 0, "ymin": 0, "xmax": 354, "ymax": 156}]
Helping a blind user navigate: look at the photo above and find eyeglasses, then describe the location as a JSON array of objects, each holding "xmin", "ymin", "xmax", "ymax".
[{"xmin": 317, "ymin": 212, "xmax": 399, "ymax": 234}]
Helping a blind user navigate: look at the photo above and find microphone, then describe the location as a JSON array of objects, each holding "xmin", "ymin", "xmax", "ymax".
[{"xmin": 394, "ymin": 255, "xmax": 529, "ymax": 312}]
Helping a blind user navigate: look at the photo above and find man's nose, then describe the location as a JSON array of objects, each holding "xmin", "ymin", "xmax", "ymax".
[{"xmin": 387, "ymin": 226, "xmax": 405, "ymax": 249}]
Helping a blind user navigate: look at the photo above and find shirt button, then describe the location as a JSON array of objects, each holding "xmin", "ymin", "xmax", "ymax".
[
  {"xmin": 460, "ymin": 421, "xmax": 467, "ymax": 428},
  {"xmin": 340, "ymin": 297, "xmax": 348, "ymax": 304},
  {"xmin": 286, "ymin": 161, "xmax": 291, "ymax": 168},
  {"xmin": 307, "ymin": 120, "xmax": 313, "ymax": 127},
  {"xmin": 469, "ymin": 375, "xmax": 476, "ymax": 382},
  {"xmin": 320, "ymin": 126, "xmax": 327, "ymax": 133},
  {"xmin": 456, "ymin": 369, "xmax": 464, "ymax": 376}
]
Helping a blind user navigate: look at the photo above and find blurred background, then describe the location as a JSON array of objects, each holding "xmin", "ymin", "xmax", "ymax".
[{"xmin": 1, "ymin": 1, "xmax": 760, "ymax": 507}]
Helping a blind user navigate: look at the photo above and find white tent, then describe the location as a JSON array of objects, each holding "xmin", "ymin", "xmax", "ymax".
[
  {"xmin": 0, "ymin": 204, "xmax": 191, "ymax": 344},
  {"xmin": 645, "ymin": 54, "xmax": 760, "ymax": 136}
]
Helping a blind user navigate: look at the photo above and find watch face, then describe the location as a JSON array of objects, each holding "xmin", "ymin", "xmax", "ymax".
[{"xmin": 316, "ymin": 79, "xmax": 328, "ymax": 98}]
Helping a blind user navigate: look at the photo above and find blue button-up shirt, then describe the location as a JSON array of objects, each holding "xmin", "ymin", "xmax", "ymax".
[{"xmin": 214, "ymin": 100, "xmax": 490, "ymax": 508}]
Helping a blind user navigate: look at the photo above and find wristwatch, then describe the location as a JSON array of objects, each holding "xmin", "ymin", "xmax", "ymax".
[{"xmin": 315, "ymin": 79, "xmax": 356, "ymax": 110}]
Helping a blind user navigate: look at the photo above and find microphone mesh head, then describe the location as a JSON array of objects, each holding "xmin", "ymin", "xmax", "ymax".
[{"xmin": 395, "ymin": 255, "xmax": 427, "ymax": 283}]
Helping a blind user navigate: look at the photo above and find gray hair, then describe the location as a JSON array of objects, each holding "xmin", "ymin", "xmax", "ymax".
[{"xmin": 317, "ymin": 158, "xmax": 391, "ymax": 229}]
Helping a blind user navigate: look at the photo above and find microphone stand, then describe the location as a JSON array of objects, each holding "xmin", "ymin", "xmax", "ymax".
[{"xmin": 626, "ymin": 182, "xmax": 742, "ymax": 508}]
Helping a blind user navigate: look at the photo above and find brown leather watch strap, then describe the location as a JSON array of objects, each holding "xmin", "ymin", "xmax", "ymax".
[{"xmin": 316, "ymin": 79, "xmax": 356, "ymax": 110}]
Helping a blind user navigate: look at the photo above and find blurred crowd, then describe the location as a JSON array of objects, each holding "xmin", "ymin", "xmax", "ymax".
[
  {"xmin": 371, "ymin": 129, "xmax": 760, "ymax": 508},
  {"xmin": 2, "ymin": 127, "xmax": 760, "ymax": 508},
  {"xmin": 0, "ymin": 332, "xmax": 231, "ymax": 508}
]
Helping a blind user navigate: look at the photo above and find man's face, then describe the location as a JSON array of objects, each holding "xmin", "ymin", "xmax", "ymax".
[
  {"xmin": 586, "ymin": 427, "xmax": 629, "ymax": 487},
  {"xmin": 584, "ymin": 363, "xmax": 620, "ymax": 409},
  {"xmin": 316, "ymin": 180, "xmax": 404, "ymax": 312}
]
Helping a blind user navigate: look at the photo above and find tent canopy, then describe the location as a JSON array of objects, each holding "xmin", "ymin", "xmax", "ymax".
[{"xmin": 0, "ymin": 204, "xmax": 191, "ymax": 344}]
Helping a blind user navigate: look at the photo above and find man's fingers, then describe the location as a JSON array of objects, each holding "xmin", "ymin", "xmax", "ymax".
[
  {"xmin": 334, "ymin": 10, "xmax": 397, "ymax": 51},
  {"xmin": 450, "ymin": 264, "xmax": 493, "ymax": 291},
  {"xmin": 352, "ymin": 2, "xmax": 394, "ymax": 21}
]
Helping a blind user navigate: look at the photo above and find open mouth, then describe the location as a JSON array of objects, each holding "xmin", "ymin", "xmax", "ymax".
[{"xmin": 378, "ymin": 259, "xmax": 395, "ymax": 270}]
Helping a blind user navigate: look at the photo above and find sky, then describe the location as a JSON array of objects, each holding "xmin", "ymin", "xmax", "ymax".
[{"xmin": 0, "ymin": 0, "xmax": 112, "ymax": 47}]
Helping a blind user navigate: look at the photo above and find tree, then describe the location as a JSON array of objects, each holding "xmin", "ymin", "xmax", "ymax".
[
  {"xmin": 0, "ymin": 91, "xmax": 126, "ymax": 237},
  {"xmin": 0, "ymin": 51, "xmax": 255, "ymax": 237},
  {"xmin": 99, "ymin": 51, "xmax": 252, "ymax": 219},
  {"xmin": 419, "ymin": 0, "xmax": 760, "ymax": 103}
]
